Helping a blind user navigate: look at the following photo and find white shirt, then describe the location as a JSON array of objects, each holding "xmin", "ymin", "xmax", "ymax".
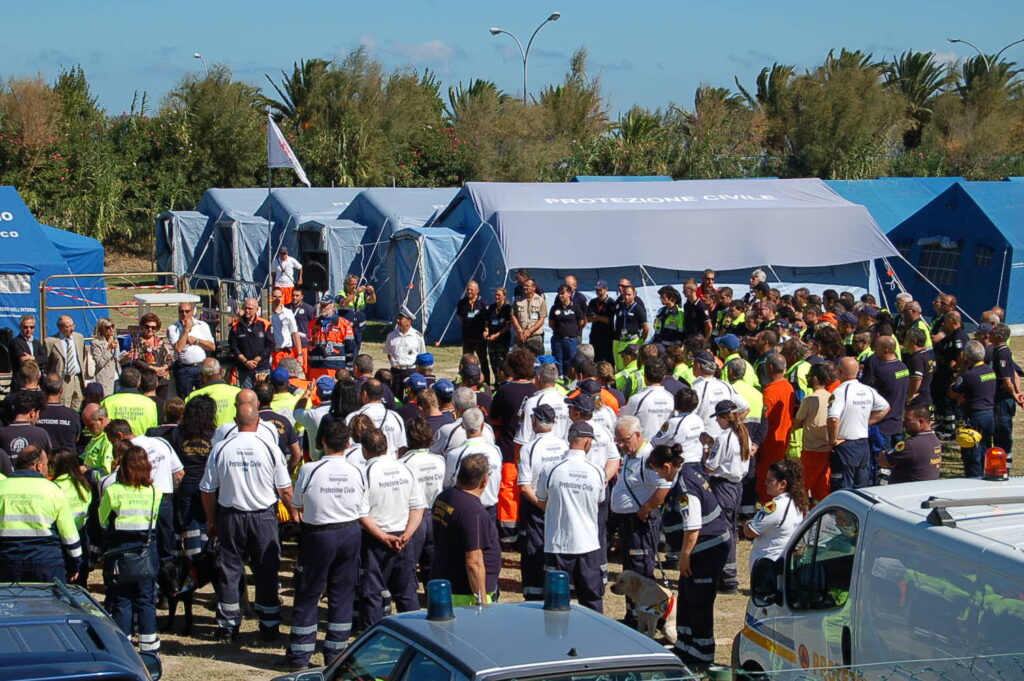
[
  {"xmin": 704, "ymin": 428, "xmax": 752, "ymax": 483},
  {"xmin": 400, "ymin": 448, "xmax": 448, "ymax": 508},
  {"xmin": 200, "ymin": 431, "xmax": 292, "ymax": 511},
  {"xmin": 582, "ymin": 420, "xmax": 620, "ymax": 472},
  {"xmin": 212, "ymin": 420, "xmax": 284, "ymax": 464},
  {"xmin": 364, "ymin": 456, "xmax": 426, "ymax": 534},
  {"xmin": 692, "ymin": 376, "xmax": 749, "ymax": 436},
  {"xmin": 652, "ymin": 413, "xmax": 704, "ymax": 464},
  {"xmin": 444, "ymin": 437, "xmax": 502, "ymax": 507},
  {"xmin": 536, "ymin": 450, "xmax": 606, "ymax": 554},
  {"xmin": 515, "ymin": 388, "xmax": 570, "ymax": 444},
  {"xmin": 622, "ymin": 385, "xmax": 676, "ymax": 440},
  {"xmin": 345, "ymin": 444, "xmax": 367, "ymax": 471},
  {"xmin": 292, "ymin": 456, "xmax": 368, "ymax": 525},
  {"xmin": 609, "ymin": 442, "xmax": 672, "ymax": 514},
  {"xmin": 130, "ymin": 435, "xmax": 183, "ymax": 495},
  {"xmin": 384, "ymin": 327, "xmax": 425, "ymax": 368},
  {"xmin": 593, "ymin": 404, "xmax": 617, "ymax": 435},
  {"xmin": 827, "ymin": 379, "xmax": 890, "ymax": 441},
  {"xmin": 517, "ymin": 432, "xmax": 568, "ymax": 486},
  {"xmin": 430, "ymin": 417, "xmax": 496, "ymax": 455},
  {"xmin": 295, "ymin": 403, "xmax": 332, "ymax": 461},
  {"xmin": 748, "ymin": 493, "xmax": 804, "ymax": 567},
  {"xmin": 166, "ymin": 319, "xmax": 213, "ymax": 365},
  {"xmin": 272, "ymin": 307, "xmax": 299, "ymax": 349},
  {"xmin": 345, "ymin": 402, "xmax": 407, "ymax": 453},
  {"xmin": 273, "ymin": 255, "xmax": 302, "ymax": 288}
]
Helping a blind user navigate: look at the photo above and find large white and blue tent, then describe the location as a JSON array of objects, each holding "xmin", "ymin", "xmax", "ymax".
[
  {"xmin": 0, "ymin": 186, "xmax": 106, "ymax": 335},
  {"xmin": 825, "ymin": 177, "xmax": 963, "ymax": 234},
  {"xmin": 414, "ymin": 178, "xmax": 900, "ymax": 343},
  {"xmin": 339, "ymin": 187, "xmax": 459, "ymax": 318}
]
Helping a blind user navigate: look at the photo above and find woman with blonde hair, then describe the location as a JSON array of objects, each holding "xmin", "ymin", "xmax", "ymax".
[{"xmin": 90, "ymin": 317, "xmax": 121, "ymax": 396}]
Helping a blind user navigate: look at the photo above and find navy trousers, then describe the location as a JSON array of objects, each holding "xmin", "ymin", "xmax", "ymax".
[
  {"xmin": 519, "ymin": 501, "xmax": 546, "ymax": 599},
  {"xmin": 674, "ymin": 540, "xmax": 729, "ymax": 667},
  {"xmin": 962, "ymin": 409, "xmax": 996, "ymax": 478},
  {"xmin": 831, "ymin": 438, "xmax": 871, "ymax": 491},
  {"xmin": 708, "ymin": 477, "xmax": 741, "ymax": 591},
  {"xmin": 545, "ymin": 549, "xmax": 604, "ymax": 613},
  {"xmin": 360, "ymin": 531, "xmax": 419, "ymax": 627},
  {"xmin": 216, "ymin": 507, "xmax": 281, "ymax": 635},
  {"xmin": 288, "ymin": 523, "xmax": 361, "ymax": 666}
]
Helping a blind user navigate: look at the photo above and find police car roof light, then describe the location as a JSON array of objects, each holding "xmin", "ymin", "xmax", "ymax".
[
  {"xmin": 985, "ymin": 447, "xmax": 1009, "ymax": 481},
  {"xmin": 543, "ymin": 570, "xmax": 571, "ymax": 611},
  {"xmin": 426, "ymin": 579, "xmax": 455, "ymax": 621}
]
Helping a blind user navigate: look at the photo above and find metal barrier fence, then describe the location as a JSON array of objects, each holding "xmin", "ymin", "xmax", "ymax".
[
  {"xmin": 733, "ymin": 651, "xmax": 1024, "ymax": 681},
  {"xmin": 40, "ymin": 271, "xmax": 182, "ymax": 331}
]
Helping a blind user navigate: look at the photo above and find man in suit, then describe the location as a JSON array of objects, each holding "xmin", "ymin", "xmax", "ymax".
[
  {"xmin": 7, "ymin": 315, "xmax": 47, "ymax": 391},
  {"xmin": 45, "ymin": 315, "xmax": 87, "ymax": 410}
]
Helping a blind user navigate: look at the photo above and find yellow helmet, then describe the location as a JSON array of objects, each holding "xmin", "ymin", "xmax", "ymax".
[{"xmin": 956, "ymin": 427, "xmax": 983, "ymax": 449}]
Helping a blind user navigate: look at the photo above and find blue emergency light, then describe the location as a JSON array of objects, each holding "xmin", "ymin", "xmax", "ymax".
[
  {"xmin": 543, "ymin": 570, "xmax": 571, "ymax": 611},
  {"xmin": 426, "ymin": 579, "xmax": 455, "ymax": 621}
]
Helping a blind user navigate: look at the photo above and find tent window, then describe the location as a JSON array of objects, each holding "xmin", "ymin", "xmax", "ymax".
[
  {"xmin": 895, "ymin": 240, "xmax": 913, "ymax": 261},
  {"xmin": 0, "ymin": 273, "xmax": 31, "ymax": 295},
  {"xmin": 918, "ymin": 241, "xmax": 960, "ymax": 286},
  {"xmin": 974, "ymin": 245, "xmax": 994, "ymax": 268}
]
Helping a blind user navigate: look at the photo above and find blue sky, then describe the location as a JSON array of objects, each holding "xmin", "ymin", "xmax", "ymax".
[{"xmin": 3, "ymin": 0, "xmax": 1023, "ymax": 116}]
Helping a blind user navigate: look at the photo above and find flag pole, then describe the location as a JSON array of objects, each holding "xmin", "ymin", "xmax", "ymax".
[{"xmin": 265, "ymin": 107, "xmax": 274, "ymax": 295}]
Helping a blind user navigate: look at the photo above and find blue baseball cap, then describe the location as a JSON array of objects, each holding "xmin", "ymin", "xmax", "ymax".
[
  {"xmin": 536, "ymin": 354, "xmax": 560, "ymax": 368},
  {"xmin": 405, "ymin": 373, "xmax": 429, "ymax": 392},
  {"xmin": 270, "ymin": 367, "xmax": 291, "ymax": 383},
  {"xmin": 715, "ymin": 333, "xmax": 740, "ymax": 351},
  {"xmin": 415, "ymin": 353, "xmax": 434, "ymax": 367},
  {"xmin": 315, "ymin": 376, "xmax": 336, "ymax": 397},
  {"xmin": 432, "ymin": 378, "xmax": 455, "ymax": 399}
]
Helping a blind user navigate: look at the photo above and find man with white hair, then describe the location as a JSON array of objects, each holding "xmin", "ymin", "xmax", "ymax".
[
  {"xmin": 444, "ymin": 408, "xmax": 502, "ymax": 521},
  {"xmin": 892, "ymin": 292, "xmax": 914, "ymax": 338},
  {"xmin": 949, "ymin": 340, "xmax": 997, "ymax": 478},
  {"xmin": 515, "ymin": 364, "xmax": 570, "ymax": 444},
  {"xmin": 431, "ymin": 387, "xmax": 495, "ymax": 455},
  {"xmin": 743, "ymin": 269, "xmax": 770, "ymax": 305},
  {"xmin": 610, "ymin": 414, "xmax": 671, "ymax": 629}
]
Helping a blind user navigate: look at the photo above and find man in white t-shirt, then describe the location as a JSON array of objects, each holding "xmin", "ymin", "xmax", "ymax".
[
  {"xmin": 271, "ymin": 286, "xmax": 302, "ymax": 368},
  {"xmin": 167, "ymin": 302, "xmax": 216, "ymax": 398},
  {"xmin": 535, "ymin": 420, "xmax": 606, "ymax": 613},
  {"xmin": 621, "ymin": 357, "xmax": 675, "ymax": 440},
  {"xmin": 359, "ymin": 429, "xmax": 425, "ymax": 626},
  {"xmin": 691, "ymin": 351, "xmax": 749, "ymax": 436},
  {"xmin": 516, "ymin": 404, "xmax": 569, "ymax": 600},
  {"xmin": 273, "ymin": 247, "xmax": 303, "ymax": 305},
  {"xmin": 515, "ymin": 364, "xmax": 570, "ymax": 444},
  {"xmin": 199, "ymin": 404, "xmax": 293, "ymax": 640},
  {"xmin": 106, "ymin": 419, "xmax": 184, "ymax": 566},
  {"xmin": 827, "ymin": 357, "xmax": 889, "ymax": 492},
  {"xmin": 345, "ymin": 379, "xmax": 407, "ymax": 453}
]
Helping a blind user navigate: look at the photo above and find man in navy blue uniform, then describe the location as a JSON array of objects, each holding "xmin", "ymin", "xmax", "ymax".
[
  {"xmin": 949, "ymin": 340, "xmax": 997, "ymax": 478},
  {"xmin": 990, "ymin": 324, "xmax": 1024, "ymax": 467}
]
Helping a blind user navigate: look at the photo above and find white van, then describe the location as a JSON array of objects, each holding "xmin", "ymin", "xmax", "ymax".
[{"xmin": 734, "ymin": 478, "xmax": 1024, "ymax": 679}]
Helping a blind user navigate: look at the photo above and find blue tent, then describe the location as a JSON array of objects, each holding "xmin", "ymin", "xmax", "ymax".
[
  {"xmin": 420, "ymin": 179, "xmax": 896, "ymax": 343},
  {"xmin": 339, "ymin": 187, "xmax": 458, "ymax": 320},
  {"xmin": 825, "ymin": 177, "xmax": 962, "ymax": 233},
  {"xmin": 0, "ymin": 187, "xmax": 106, "ymax": 335},
  {"xmin": 1007, "ymin": 177, "xmax": 1024, "ymax": 182},
  {"xmin": 155, "ymin": 211, "xmax": 214, "ymax": 279},
  {"xmin": 572, "ymin": 175, "xmax": 673, "ymax": 182},
  {"xmin": 256, "ymin": 187, "xmax": 365, "ymax": 252},
  {"xmin": 887, "ymin": 181, "xmax": 1024, "ymax": 323},
  {"xmin": 296, "ymin": 219, "xmax": 367, "ymax": 296},
  {"xmin": 196, "ymin": 188, "xmax": 269, "ymax": 219}
]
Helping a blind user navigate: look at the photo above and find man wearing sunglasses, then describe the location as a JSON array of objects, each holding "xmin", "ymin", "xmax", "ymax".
[
  {"xmin": 167, "ymin": 303, "xmax": 215, "ymax": 398},
  {"xmin": 7, "ymin": 315, "xmax": 47, "ymax": 391}
]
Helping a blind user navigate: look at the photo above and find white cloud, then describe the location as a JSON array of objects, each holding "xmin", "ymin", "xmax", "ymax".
[
  {"xmin": 387, "ymin": 39, "xmax": 462, "ymax": 73},
  {"xmin": 932, "ymin": 50, "xmax": 961, "ymax": 66}
]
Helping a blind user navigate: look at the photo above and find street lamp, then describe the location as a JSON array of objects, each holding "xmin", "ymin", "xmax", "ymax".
[
  {"xmin": 490, "ymin": 11, "xmax": 561, "ymax": 104},
  {"xmin": 947, "ymin": 37, "xmax": 1024, "ymax": 70},
  {"xmin": 193, "ymin": 51, "xmax": 210, "ymax": 77}
]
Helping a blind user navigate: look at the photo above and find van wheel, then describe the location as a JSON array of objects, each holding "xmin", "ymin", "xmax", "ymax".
[{"xmin": 736, "ymin": 662, "xmax": 765, "ymax": 681}]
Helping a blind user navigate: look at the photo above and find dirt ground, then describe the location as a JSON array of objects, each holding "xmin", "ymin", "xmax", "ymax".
[{"xmin": 91, "ymin": 270, "xmax": 1024, "ymax": 678}]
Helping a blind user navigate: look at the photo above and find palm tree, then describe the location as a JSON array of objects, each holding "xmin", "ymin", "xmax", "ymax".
[
  {"xmin": 956, "ymin": 55, "xmax": 1023, "ymax": 106},
  {"xmin": 263, "ymin": 58, "xmax": 332, "ymax": 130},
  {"xmin": 735, "ymin": 63, "xmax": 795, "ymax": 155},
  {"xmin": 447, "ymin": 79, "xmax": 508, "ymax": 125},
  {"xmin": 883, "ymin": 50, "xmax": 949, "ymax": 149}
]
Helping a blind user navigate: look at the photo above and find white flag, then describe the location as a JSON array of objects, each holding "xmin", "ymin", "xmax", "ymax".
[{"xmin": 267, "ymin": 114, "xmax": 311, "ymax": 187}]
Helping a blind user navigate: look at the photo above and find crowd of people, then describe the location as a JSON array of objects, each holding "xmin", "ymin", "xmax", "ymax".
[{"xmin": 0, "ymin": 261, "xmax": 1020, "ymax": 672}]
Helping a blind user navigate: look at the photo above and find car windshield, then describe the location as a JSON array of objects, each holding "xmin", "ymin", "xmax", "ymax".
[{"xmin": 507, "ymin": 669, "xmax": 691, "ymax": 681}]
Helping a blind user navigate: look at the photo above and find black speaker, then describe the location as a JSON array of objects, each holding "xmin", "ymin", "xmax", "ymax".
[{"xmin": 302, "ymin": 249, "xmax": 330, "ymax": 292}]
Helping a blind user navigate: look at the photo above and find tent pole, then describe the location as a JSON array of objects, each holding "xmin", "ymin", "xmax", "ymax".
[{"xmin": 996, "ymin": 247, "xmax": 1010, "ymax": 310}]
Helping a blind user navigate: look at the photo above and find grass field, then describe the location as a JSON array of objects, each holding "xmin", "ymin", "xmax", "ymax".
[{"xmin": 96, "ymin": 255, "xmax": 1024, "ymax": 678}]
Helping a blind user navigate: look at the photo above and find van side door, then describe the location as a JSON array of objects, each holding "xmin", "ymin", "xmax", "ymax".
[{"xmin": 783, "ymin": 505, "xmax": 862, "ymax": 670}]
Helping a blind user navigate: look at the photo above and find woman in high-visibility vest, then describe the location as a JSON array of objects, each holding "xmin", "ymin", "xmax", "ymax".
[
  {"xmin": 50, "ymin": 446, "xmax": 93, "ymax": 587},
  {"xmin": 99, "ymin": 445, "xmax": 163, "ymax": 656}
]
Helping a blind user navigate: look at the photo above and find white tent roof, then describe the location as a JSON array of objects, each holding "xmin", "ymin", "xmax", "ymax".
[{"xmin": 438, "ymin": 178, "xmax": 898, "ymax": 271}]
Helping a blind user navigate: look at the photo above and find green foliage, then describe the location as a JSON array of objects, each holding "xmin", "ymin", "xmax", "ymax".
[{"xmin": 0, "ymin": 43, "xmax": 1021, "ymax": 256}]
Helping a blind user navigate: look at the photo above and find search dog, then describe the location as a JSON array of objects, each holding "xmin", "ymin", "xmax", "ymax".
[{"xmin": 609, "ymin": 569, "xmax": 673, "ymax": 639}]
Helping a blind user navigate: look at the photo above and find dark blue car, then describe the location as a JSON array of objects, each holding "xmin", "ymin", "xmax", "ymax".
[{"xmin": 0, "ymin": 582, "xmax": 162, "ymax": 681}]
